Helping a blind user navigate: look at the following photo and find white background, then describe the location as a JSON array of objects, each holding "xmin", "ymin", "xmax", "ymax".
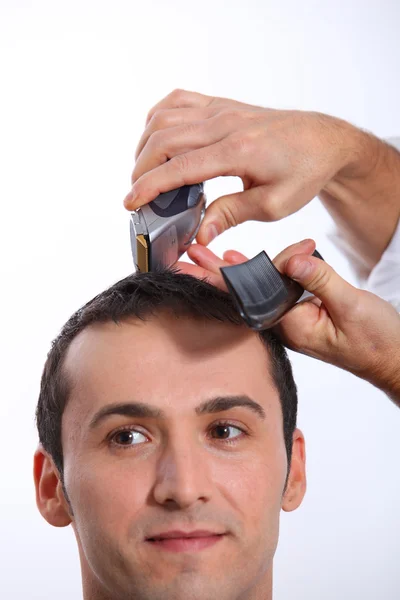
[{"xmin": 1, "ymin": 1, "xmax": 399, "ymax": 598}]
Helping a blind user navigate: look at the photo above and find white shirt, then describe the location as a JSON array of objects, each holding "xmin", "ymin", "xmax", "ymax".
[{"xmin": 330, "ymin": 137, "xmax": 400, "ymax": 312}]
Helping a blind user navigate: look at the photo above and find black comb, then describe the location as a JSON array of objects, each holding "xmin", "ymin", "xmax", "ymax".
[{"xmin": 220, "ymin": 249, "xmax": 323, "ymax": 330}]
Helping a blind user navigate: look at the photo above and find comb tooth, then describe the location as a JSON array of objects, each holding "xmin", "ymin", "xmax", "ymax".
[{"xmin": 221, "ymin": 252, "xmax": 287, "ymax": 307}]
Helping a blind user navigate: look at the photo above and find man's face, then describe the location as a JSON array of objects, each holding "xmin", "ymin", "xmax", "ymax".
[{"xmin": 60, "ymin": 313, "xmax": 305, "ymax": 600}]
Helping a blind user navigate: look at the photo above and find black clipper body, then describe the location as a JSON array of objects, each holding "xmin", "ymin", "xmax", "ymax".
[
  {"xmin": 130, "ymin": 183, "xmax": 206, "ymax": 272},
  {"xmin": 220, "ymin": 249, "xmax": 324, "ymax": 330}
]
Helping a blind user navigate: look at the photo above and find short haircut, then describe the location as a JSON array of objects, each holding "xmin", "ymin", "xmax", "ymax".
[{"xmin": 36, "ymin": 270, "xmax": 298, "ymax": 479}]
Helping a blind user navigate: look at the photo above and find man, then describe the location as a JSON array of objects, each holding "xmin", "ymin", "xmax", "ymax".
[
  {"xmin": 34, "ymin": 91, "xmax": 400, "ymax": 599},
  {"xmin": 33, "ymin": 264, "xmax": 400, "ymax": 600},
  {"xmin": 34, "ymin": 270, "xmax": 307, "ymax": 600}
]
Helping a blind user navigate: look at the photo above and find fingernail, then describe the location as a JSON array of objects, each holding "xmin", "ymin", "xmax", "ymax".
[
  {"xmin": 124, "ymin": 187, "xmax": 138, "ymax": 209},
  {"xmin": 290, "ymin": 260, "xmax": 313, "ymax": 280},
  {"xmin": 123, "ymin": 194, "xmax": 132, "ymax": 209},
  {"xmin": 203, "ymin": 224, "xmax": 219, "ymax": 245}
]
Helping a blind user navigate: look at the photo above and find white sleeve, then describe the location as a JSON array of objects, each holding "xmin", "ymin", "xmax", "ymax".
[
  {"xmin": 366, "ymin": 217, "xmax": 400, "ymax": 311},
  {"xmin": 328, "ymin": 136, "xmax": 400, "ymax": 312}
]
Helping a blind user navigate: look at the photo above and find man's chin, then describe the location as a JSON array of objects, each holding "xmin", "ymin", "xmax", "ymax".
[{"xmin": 127, "ymin": 568, "xmax": 238, "ymax": 600}]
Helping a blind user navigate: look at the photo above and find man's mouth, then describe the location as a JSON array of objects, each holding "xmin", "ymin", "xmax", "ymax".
[{"xmin": 146, "ymin": 530, "xmax": 226, "ymax": 553}]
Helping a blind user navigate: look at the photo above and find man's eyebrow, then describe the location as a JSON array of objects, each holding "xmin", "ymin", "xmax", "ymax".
[
  {"xmin": 196, "ymin": 395, "xmax": 266, "ymax": 420},
  {"xmin": 89, "ymin": 403, "xmax": 165, "ymax": 430},
  {"xmin": 89, "ymin": 395, "xmax": 266, "ymax": 430}
]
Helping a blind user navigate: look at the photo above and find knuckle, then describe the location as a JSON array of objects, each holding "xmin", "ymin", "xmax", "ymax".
[
  {"xmin": 147, "ymin": 128, "xmax": 165, "ymax": 150},
  {"xmin": 345, "ymin": 290, "xmax": 368, "ymax": 322},
  {"xmin": 221, "ymin": 207, "xmax": 238, "ymax": 230},
  {"xmin": 132, "ymin": 178, "xmax": 144, "ymax": 197},
  {"xmin": 181, "ymin": 120, "xmax": 201, "ymax": 137},
  {"xmin": 227, "ymin": 133, "xmax": 253, "ymax": 158},
  {"xmin": 309, "ymin": 265, "xmax": 331, "ymax": 291},
  {"xmin": 171, "ymin": 153, "xmax": 190, "ymax": 174},
  {"xmin": 149, "ymin": 109, "xmax": 169, "ymax": 128},
  {"xmin": 248, "ymin": 108, "xmax": 269, "ymax": 124},
  {"xmin": 134, "ymin": 177, "xmax": 154, "ymax": 202},
  {"xmin": 259, "ymin": 195, "xmax": 285, "ymax": 221},
  {"xmin": 221, "ymin": 199, "xmax": 240, "ymax": 229},
  {"xmin": 219, "ymin": 108, "xmax": 242, "ymax": 125},
  {"xmin": 170, "ymin": 88, "xmax": 187, "ymax": 103},
  {"xmin": 146, "ymin": 106, "xmax": 158, "ymax": 125}
]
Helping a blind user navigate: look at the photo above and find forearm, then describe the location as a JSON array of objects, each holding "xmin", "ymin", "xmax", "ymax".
[
  {"xmin": 370, "ymin": 359, "xmax": 400, "ymax": 409},
  {"xmin": 319, "ymin": 123, "xmax": 400, "ymax": 272},
  {"xmin": 387, "ymin": 385, "xmax": 400, "ymax": 408}
]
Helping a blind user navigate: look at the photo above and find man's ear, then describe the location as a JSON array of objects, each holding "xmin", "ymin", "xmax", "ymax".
[
  {"xmin": 282, "ymin": 428, "xmax": 307, "ymax": 512},
  {"xmin": 33, "ymin": 444, "xmax": 72, "ymax": 527}
]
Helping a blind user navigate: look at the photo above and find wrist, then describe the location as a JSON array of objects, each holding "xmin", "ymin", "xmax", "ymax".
[
  {"xmin": 318, "ymin": 119, "xmax": 400, "ymax": 267},
  {"xmin": 368, "ymin": 350, "xmax": 400, "ymax": 407},
  {"xmin": 328, "ymin": 119, "xmax": 383, "ymax": 182}
]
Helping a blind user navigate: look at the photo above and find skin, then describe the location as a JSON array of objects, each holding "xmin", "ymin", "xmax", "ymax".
[
  {"xmin": 125, "ymin": 88, "xmax": 400, "ymax": 270},
  {"xmin": 34, "ymin": 313, "xmax": 307, "ymax": 600},
  {"xmin": 123, "ymin": 89, "xmax": 400, "ymax": 399},
  {"xmin": 176, "ymin": 239, "xmax": 400, "ymax": 405}
]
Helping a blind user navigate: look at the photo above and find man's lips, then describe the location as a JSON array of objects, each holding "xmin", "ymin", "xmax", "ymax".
[
  {"xmin": 146, "ymin": 530, "xmax": 226, "ymax": 553},
  {"xmin": 148, "ymin": 530, "xmax": 224, "ymax": 540}
]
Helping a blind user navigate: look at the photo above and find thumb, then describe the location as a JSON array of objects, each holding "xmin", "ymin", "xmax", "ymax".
[
  {"xmin": 284, "ymin": 254, "xmax": 358, "ymax": 321},
  {"xmin": 196, "ymin": 186, "xmax": 269, "ymax": 245}
]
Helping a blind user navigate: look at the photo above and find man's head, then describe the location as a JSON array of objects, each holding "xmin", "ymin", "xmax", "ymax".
[{"xmin": 34, "ymin": 271, "xmax": 306, "ymax": 600}]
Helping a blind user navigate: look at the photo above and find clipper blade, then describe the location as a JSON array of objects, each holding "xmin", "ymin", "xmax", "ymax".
[{"xmin": 130, "ymin": 210, "xmax": 151, "ymax": 273}]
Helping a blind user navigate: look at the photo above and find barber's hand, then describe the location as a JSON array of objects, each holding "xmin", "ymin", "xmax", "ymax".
[
  {"xmin": 176, "ymin": 239, "xmax": 400, "ymax": 405},
  {"xmin": 125, "ymin": 89, "xmax": 357, "ymax": 246}
]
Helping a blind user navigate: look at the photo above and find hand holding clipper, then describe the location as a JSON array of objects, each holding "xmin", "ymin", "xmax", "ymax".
[{"xmin": 129, "ymin": 182, "xmax": 323, "ymax": 329}]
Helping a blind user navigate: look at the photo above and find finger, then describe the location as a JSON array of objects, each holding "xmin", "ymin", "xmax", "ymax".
[
  {"xmin": 187, "ymin": 244, "xmax": 229, "ymax": 275},
  {"xmin": 174, "ymin": 261, "xmax": 210, "ymax": 280},
  {"xmin": 272, "ymin": 239, "xmax": 316, "ymax": 272},
  {"xmin": 145, "ymin": 89, "xmax": 215, "ymax": 126},
  {"xmin": 176, "ymin": 247, "xmax": 230, "ymax": 292},
  {"xmin": 223, "ymin": 249, "xmax": 249, "ymax": 264},
  {"xmin": 135, "ymin": 107, "xmax": 218, "ymax": 161},
  {"xmin": 299, "ymin": 296, "xmax": 323, "ymax": 307},
  {"xmin": 223, "ymin": 242, "xmax": 318, "ymax": 274},
  {"xmin": 196, "ymin": 183, "xmax": 291, "ymax": 245},
  {"xmin": 196, "ymin": 175, "xmax": 327, "ymax": 244},
  {"xmin": 272, "ymin": 299, "xmax": 330, "ymax": 353},
  {"xmin": 283, "ymin": 253, "xmax": 358, "ymax": 320},
  {"xmin": 124, "ymin": 142, "xmax": 234, "ymax": 210},
  {"xmin": 144, "ymin": 89, "xmax": 257, "ymax": 127},
  {"xmin": 132, "ymin": 116, "xmax": 234, "ymax": 184}
]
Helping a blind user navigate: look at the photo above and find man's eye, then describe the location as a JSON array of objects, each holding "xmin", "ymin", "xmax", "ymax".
[
  {"xmin": 210, "ymin": 424, "xmax": 243, "ymax": 440},
  {"xmin": 111, "ymin": 429, "xmax": 147, "ymax": 446}
]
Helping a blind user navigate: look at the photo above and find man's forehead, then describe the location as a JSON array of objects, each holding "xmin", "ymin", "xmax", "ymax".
[
  {"xmin": 62, "ymin": 314, "xmax": 276, "ymax": 421},
  {"xmin": 64, "ymin": 313, "xmax": 269, "ymax": 369}
]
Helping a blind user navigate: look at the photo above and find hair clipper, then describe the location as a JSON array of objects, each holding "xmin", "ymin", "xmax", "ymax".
[
  {"xmin": 129, "ymin": 183, "xmax": 323, "ymax": 331},
  {"xmin": 130, "ymin": 183, "xmax": 206, "ymax": 272}
]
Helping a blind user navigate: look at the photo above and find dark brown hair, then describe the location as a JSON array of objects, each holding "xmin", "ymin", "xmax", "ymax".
[{"xmin": 36, "ymin": 270, "xmax": 298, "ymax": 479}]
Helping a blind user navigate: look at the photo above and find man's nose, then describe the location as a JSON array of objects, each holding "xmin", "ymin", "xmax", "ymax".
[{"xmin": 152, "ymin": 435, "xmax": 213, "ymax": 509}]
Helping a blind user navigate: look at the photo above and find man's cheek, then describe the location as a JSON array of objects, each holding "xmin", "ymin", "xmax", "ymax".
[
  {"xmin": 71, "ymin": 462, "xmax": 150, "ymax": 526},
  {"xmin": 213, "ymin": 455, "xmax": 284, "ymax": 514}
]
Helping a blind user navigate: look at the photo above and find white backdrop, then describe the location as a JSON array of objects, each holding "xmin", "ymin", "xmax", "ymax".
[{"xmin": 1, "ymin": 1, "xmax": 399, "ymax": 598}]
